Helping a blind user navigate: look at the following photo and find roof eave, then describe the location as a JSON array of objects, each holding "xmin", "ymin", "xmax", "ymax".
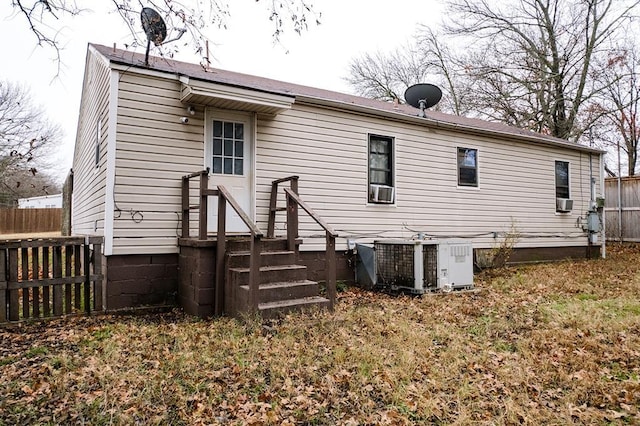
[{"xmin": 295, "ymin": 95, "xmax": 604, "ymax": 155}]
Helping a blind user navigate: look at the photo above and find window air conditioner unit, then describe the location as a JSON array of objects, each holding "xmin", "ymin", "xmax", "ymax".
[
  {"xmin": 556, "ymin": 198, "xmax": 573, "ymax": 212},
  {"xmin": 370, "ymin": 184, "xmax": 395, "ymax": 203},
  {"xmin": 373, "ymin": 239, "xmax": 474, "ymax": 294}
]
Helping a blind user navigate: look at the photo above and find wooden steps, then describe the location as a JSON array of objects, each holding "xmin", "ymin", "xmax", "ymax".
[{"xmin": 224, "ymin": 237, "xmax": 329, "ymax": 318}]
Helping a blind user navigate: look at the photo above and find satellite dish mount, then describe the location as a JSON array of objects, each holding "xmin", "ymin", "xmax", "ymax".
[{"xmin": 404, "ymin": 84, "xmax": 443, "ymax": 118}]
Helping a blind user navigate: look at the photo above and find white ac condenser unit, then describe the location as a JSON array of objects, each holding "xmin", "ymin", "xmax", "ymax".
[{"xmin": 374, "ymin": 239, "xmax": 473, "ymax": 293}]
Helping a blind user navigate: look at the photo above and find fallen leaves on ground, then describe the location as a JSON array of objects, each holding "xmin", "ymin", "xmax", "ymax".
[{"xmin": 1, "ymin": 244, "xmax": 640, "ymax": 425}]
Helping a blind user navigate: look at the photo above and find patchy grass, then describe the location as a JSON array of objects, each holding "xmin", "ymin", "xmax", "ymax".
[{"xmin": 1, "ymin": 245, "xmax": 640, "ymax": 425}]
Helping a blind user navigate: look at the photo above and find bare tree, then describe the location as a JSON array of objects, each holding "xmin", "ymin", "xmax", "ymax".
[
  {"xmin": 347, "ymin": 0, "xmax": 640, "ymax": 143},
  {"xmin": 444, "ymin": 0, "xmax": 640, "ymax": 141},
  {"xmin": 346, "ymin": 28, "xmax": 471, "ymax": 115},
  {"xmin": 590, "ymin": 44, "xmax": 640, "ymax": 175},
  {"xmin": 9, "ymin": 0, "xmax": 321, "ymax": 66},
  {"xmin": 0, "ymin": 80, "xmax": 62, "ymax": 203}
]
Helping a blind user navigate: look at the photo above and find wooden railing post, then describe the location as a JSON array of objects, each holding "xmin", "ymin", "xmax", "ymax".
[
  {"xmin": 199, "ymin": 171, "xmax": 208, "ymax": 240},
  {"xmin": 326, "ymin": 232, "xmax": 336, "ymax": 311},
  {"xmin": 0, "ymin": 249, "xmax": 7, "ymax": 322},
  {"xmin": 215, "ymin": 195, "xmax": 227, "ymax": 316},
  {"xmin": 268, "ymin": 181, "xmax": 278, "ymax": 238},
  {"xmin": 21, "ymin": 247, "xmax": 29, "ymax": 318},
  {"xmin": 248, "ymin": 235, "xmax": 261, "ymax": 312},
  {"xmin": 181, "ymin": 176, "xmax": 190, "ymax": 238},
  {"xmin": 291, "ymin": 176, "xmax": 298, "ymax": 195},
  {"xmin": 286, "ymin": 192, "xmax": 298, "ymax": 252}
]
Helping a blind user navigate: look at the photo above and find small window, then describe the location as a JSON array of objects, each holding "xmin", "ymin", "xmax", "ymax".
[
  {"xmin": 95, "ymin": 119, "xmax": 102, "ymax": 168},
  {"xmin": 555, "ymin": 160, "xmax": 570, "ymax": 199},
  {"xmin": 368, "ymin": 134, "xmax": 394, "ymax": 203},
  {"xmin": 457, "ymin": 147, "xmax": 478, "ymax": 187}
]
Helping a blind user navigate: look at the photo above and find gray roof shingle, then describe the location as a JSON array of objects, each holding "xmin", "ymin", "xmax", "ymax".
[{"xmin": 90, "ymin": 43, "xmax": 602, "ymax": 154}]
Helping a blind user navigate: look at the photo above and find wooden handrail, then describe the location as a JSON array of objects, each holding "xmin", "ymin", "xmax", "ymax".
[
  {"xmin": 283, "ymin": 188, "xmax": 338, "ymax": 237},
  {"xmin": 282, "ymin": 187, "xmax": 337, "ymax": 311},
  {"xmin": 217, "ymin": 185, "xmax": 263, "ymax": 238},
  {"xmin": 268, "ymin": 176, "xmax": 299, "ymax": 238}
]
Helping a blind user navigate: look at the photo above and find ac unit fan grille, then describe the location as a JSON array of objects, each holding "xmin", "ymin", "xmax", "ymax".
[
  {"xmin": 422, "ymin": 244, "xmax": 438, "ymax": 288},
  {"xmin": 375, "ymin": 243, "xmax": 414, "ymax": 288}
]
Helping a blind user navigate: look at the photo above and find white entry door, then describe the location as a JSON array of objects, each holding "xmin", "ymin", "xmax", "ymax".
[{"xmin": 205, "ymin": 110, "xmax": 254, "ymax": 233}]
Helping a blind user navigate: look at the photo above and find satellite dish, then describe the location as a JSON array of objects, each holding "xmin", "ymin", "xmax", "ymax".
[
  {"xmin": 141, "ymin": 7, "xmax": 167, "ymax": 66},
  {"xmin": 404, "ymin": 84, "xmax": 442, "ymax": 117}
]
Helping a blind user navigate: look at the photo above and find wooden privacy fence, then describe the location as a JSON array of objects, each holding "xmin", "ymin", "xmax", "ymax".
[
  {"xmin": 605, "ymin": 176, "xmax": 640, "ymax": 242},
  {"xmin": 0, "ymin": 236, "xmax": 104, "ymax": 323},
  {"xmin": 0, "ymin": 208, "xmax": 62, "ymax": 234}
]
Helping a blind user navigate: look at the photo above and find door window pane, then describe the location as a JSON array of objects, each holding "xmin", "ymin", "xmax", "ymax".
[
  {"xmin": 213, "ymin": 139, "xmax": 222, "ymax": 156},
  {"xmin": 224, "ymin": 158, "xmax": 233, "ymax": 174}
]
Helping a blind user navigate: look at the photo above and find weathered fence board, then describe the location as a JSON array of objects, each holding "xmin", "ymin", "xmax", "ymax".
[
  {"xmin": 1, "ymin": 236, "xmax": 104, "ymax": 323},
  {"xmin": 0, "ymin": 208, "xmax": 62, "ymax": 234},
  {"xmin": 605, "ymin": 177, "xmax": 640, "ymax": 242}
]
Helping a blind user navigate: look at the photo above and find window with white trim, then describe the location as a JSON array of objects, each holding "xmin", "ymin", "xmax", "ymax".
[
  {"xmin": 457, "ymin": 147, "xmax": 478, "ymax": 187},
  {"xmin": 368, "ymin": 134, "xmax": 395, "ymax": 203},
  {"xmin": 555, "ymin": 161, "xmax": 570, "ymax": 199}
]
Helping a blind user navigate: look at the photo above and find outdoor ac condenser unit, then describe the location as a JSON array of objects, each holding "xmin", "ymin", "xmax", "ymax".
[
  {"xmin": 370, "ymin": 184, "xmax": 395, "ymax": 203},
  {"xmin": 374, "ymin": 239, "xmax": 473, "ymax": 293}
]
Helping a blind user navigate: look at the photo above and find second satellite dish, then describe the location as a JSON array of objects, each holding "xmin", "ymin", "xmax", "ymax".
[{"xmin": 404, "ymin": 84, "xmax": 442, "ymax": 117}]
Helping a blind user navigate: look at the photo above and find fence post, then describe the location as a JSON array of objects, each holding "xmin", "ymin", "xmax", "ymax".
[
  {"xmin": 84, "ymin": 236, "xmax": 91, "ymax": 314},
  {"xmin": 53, "ymin": 246, "xmax": 63, "ymax": 316},
  {"xmin": 0, "ymin": 249, "xmax": 7, "ymax": 322},
  {"xmin": 8, "ymin": 248, "xmax": 19, "ymax": 321}
]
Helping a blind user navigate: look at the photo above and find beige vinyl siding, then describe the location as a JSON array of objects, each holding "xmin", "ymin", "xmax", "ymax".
[
  {"xmin": 254, "ymin": 104, "xmax": 601, "ymax": 251},
  {"xmin": 72, "ymin": 50, "xmax": 110, "ymax": 236},
  {"xmin": 111, "ymin": 72, "xmax": 204, "ymax": 255}
]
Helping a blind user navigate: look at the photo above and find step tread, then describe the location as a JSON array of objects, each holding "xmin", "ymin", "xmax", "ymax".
[
  {"xmin": 239, "ymin": 280, "xmax": 318, "ymax": 290},
  {"xmin": 229, "ymin": 264, "xmax": 307, "ymax": 273},
  {"xmin": 259, "ymin": 296, "xmax": 329, "ymax": 310},
  {"xmin": 227, "ymin": 250, "xmax": 295, "ymax": 257}
]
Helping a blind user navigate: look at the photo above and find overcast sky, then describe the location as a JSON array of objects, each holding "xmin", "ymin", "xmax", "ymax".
[{"xmin": 0, "ymin": 1, "xmax": 442, "ymax": 182}]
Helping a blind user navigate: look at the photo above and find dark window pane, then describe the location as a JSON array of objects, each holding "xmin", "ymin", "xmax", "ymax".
[
  {"xmin": 213, "ymin": 121, "xmax": 222, "ymax": 138},
  {"xmin": 459, "ymin": 168, "xmax": 477, "ymax": 186},
  {"xmin": 234, "ymin": 159, "xmax": 243, "ymax": 175},
  {"xmin": 223, "ymin": 122, "xmax": 233, "ymax": 138},
  {"xmin": 370, "ymin": 153, "xmax": 388, "ymax": 169},
  {"xmin": 213, "ymin": 138, "xmax": 222, "ymax": 156},
  {"xmin": 224, "ymin": 158, "xmax": 233, "ymax": 174},
  {"xmin": 213, "ymin": 157, "xmax": 222, "ymax": 174},
  {"xmin": 235, "ymin": 141, "xmax": 244, "ymax": 157},
  {"xmin": 235, "ymin": 123, "xmax": 244, "ymax": 139},
  {"xmin": 371, "ymin": 170, "xmax": 389, "ymax": 185},
  {"xmin": 224, "ymin": 139, "xmax": 233, "ymax": 156}
]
